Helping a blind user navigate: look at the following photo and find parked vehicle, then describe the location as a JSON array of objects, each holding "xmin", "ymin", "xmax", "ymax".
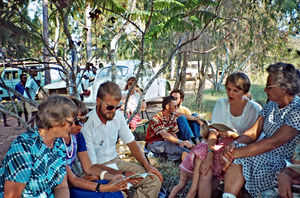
[
  {"xmin": 83, "ymin": 60, "xmax": 169, "ymax": 109},
  {"xmin": 0, "ymin": 65, "xmax": 64, "ymax": 99}
]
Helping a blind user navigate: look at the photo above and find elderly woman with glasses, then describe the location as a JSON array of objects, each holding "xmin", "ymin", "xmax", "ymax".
[
  {"xmin": 0, "ymin": 95, "xmax": 77, "ymax": 197},
  {"xmin": 64, "ymin": 97, "xmax": 130, "ymax": 198},
  {"xmin": 221, "ymin": 62, "xmax": 300, "ymax": 198}
]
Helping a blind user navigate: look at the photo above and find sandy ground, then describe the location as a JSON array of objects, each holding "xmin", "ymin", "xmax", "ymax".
[{"xmin": 0, "ymin": 117, "xmax": 25, "ymax": 161}]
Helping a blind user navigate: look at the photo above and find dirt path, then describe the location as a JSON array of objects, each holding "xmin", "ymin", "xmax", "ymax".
[{"xmin": 0, "ymin": 117, "xmax": 25, "ymax": 161}]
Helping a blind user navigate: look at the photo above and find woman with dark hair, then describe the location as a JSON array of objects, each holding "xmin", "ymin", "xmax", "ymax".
[
  {"xmin": 0, "ymin": 95, "xmax": 78, "ymax": 197},
  {"xmin": 64, "ymin": 97, "xmax": 128, "ymax": 197},
  {"xmin": 222, "ymin": 63, "xmax": 300, "ymax": 198}
]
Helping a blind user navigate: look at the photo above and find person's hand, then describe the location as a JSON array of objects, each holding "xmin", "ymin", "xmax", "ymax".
[
  {"xmin": 108, "ymin": 174, "xmax": 124, "ymax": 183},
  {"xmin": 221, "ymin": 142, "xmax": 236, "ymax": 171},
  {"xmin": 200, "ymin": 157, "xmax": 213, "ymax": 175},
  {"xmin": 145, "ymin": 165, "xmax": 164, "ymax": 183},
  {"xmin": 278, "ymin": 171, "xmax": 293, "ymax": 198},
  {"xmin": 102, "ymin": 179, "xmax": 129, "ymax": 192},
  {"xmin": 222, "ymin": 142, "xmax": 236, "ymax": 162},
  {"xmin": 180, "ymin": 140, "xmax": 194, "ymax": 149},
  {"xmin": 122, "ymin": 170, "xmax": 141, "ymax": 185},
  {"xmin": 82, "ymin": 174, "xmax": 99, "ymax": 181}
]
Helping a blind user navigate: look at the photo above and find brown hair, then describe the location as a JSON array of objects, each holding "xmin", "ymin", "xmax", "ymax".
[
  {"xmin": 170, "ymin": 89, "xmax": 185, "ymax": 100},
  {"xmin": 225, "ymin": 72, "xmax": 251, "ymax": 94},
  {"xmin": 70, "ymin": 97, "xmax": 88, "ymax": 116},
  {"xmin": 96, "ymin": 81, "xmax": 122, "ymax": 100}
]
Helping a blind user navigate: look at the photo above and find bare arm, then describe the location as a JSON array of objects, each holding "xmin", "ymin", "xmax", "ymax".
[
  {"xmin": 127, "ymin": 141, "xmax": 163, "ymax": 182},
  {"xmin": 77, "ymin": 151, "xmax": 123, "ymax": 180},
  {"xmin": 233, "ymin": 116, "xmax": 264, "ymax": 145},
  {"xmin": 53, "ymin": 174, "xmax": 69, "ymax": 198},
  {"xmin": 4, "ymin": 180, "xmax": 26, "ymax": 198},
  {"xmin": 66, "ymin": 165, "xmax": 127, "ymax": 192},
  {"xmin": 160, "ymin": 130, "xmax": 194, "ymax": 148},
  {"xmin": 233, "ymin": 124, "xmax": 299, "ymax": 159}
]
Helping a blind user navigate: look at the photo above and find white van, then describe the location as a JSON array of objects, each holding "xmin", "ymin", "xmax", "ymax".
[{"xmin": 83, "ymin": 60, "xmax": 169, "ymax": 108}]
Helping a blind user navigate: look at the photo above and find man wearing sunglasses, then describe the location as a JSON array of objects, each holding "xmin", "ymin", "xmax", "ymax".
[{"xmin": 82, "ymin": 81, "xmax": 163, "ymax": 198}]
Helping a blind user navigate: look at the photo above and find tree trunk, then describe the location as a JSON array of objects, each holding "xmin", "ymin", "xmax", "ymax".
[
  {"xmin": 173, "ymin": 52, "xmax": 182, "ymax": 90},
  {"xmin": 85, "ymin": 3, "xmax": 92, "ymax": 63},
  {"xmin": 54, "ymin": 11, "xmax": 60, "ymax": 54},
  {"xmin": 179, "ymin": 50, "xmax": 188, "ymax": 90},
  {"xmin": 43, "ymin": 0, "xmax": 50, "ymax": 85}
]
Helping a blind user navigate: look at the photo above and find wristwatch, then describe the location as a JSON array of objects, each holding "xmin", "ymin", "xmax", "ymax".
[{"xmin": 95, "ymin": 183, "xmax": 101, "ymax": 192}]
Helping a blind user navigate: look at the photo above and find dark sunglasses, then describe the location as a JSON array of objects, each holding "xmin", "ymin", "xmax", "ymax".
[
  {"xmin": 102, "ymin": 101, "xmax": 122, "ymax": 111},
  {"xmin": 74, "ymin": 117, "xmax": 89, "ymax": 126}
]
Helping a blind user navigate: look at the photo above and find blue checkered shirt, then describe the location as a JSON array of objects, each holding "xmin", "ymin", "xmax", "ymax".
[{"xmin": 0, "ymin": 129, "xmax": 66, "ymax": 197}]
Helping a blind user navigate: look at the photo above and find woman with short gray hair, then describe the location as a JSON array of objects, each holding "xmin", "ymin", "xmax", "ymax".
[
  {"xmin": 221, "ymin": 62, "xmax": 300, "ymax": 198},
  {"xmin": 0, "ymin": 95, "xmax": 77, "ymax": 197}
]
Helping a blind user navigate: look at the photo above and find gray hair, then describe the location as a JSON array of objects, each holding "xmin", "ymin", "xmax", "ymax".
[
  {"xmin": 266, "ymin": 62, "xmax": 300, "ymax": 96},
  {"xmin": 36, "ymin": 95, "xmax": 78, "ymax": 129},
  {"xmin": 96, "ymin": 81, "xmax": 122, "ymax": 100}
]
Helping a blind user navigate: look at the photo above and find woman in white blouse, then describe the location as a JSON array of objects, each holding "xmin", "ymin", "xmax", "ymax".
[
  {"xmin": 211, "ymin": 73, "xmax": 262, "ymax": 134},
  {"xmin": 193, "ymin": 72, "xmax": 262, "ymax": 197}
]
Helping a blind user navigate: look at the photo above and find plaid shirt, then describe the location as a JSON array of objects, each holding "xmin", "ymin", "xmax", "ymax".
[
  {"xmin": 146, "ymin": 111, "xmax": 179, "ymax": 144},
  {"xmin": 0, "ymin": 129, "xmax": 66, "ymax": 197}
]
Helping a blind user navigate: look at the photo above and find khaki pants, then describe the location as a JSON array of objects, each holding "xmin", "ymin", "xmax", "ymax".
[
  {"xmin": 25, "ymin": 102, "xmax": 38, "ymax": 115},
  {"xmin": 103, "ymin": 157, "xmax": 162, "ymax": 198}
]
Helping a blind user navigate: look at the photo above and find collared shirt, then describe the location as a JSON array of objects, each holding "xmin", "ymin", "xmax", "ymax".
[
  {"xmin": 23, "ymin": 76, "xmax": 39, "ymax": 100},
  {"xmin": 145, "ymin": 111, "xmax": 179, "ymax": 144},
  {"xmin": 178, "ymin": 105, "xmax": 192, "ymax": 115},
  {"xmin": 15, "ymin": 82, "xmax": 26, "ymax": 100},
  {"xmin": 0, "ymin": 129, "xmax": 66, "ymax": 197},
  {"xmin": 81, "ymin": 109, "xmax": 134, "ymax": 164}
]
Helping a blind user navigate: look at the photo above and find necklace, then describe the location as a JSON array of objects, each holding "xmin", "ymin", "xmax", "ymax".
[{"xmin": 62, "ymin": 136, "xmax": 74, "ymax": 159}]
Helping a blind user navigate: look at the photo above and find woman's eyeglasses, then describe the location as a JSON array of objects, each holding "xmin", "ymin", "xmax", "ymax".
[
  {"xmin": 74, "ymin": 117, "xmax": 89, "ymax": 126},
  {"xmin": 65, "ymin": 119, "xmax": 75, "ymax": 127},
  {"xmin": 265, "ymin": 84, "xmax": 278, "ymax": 90}
]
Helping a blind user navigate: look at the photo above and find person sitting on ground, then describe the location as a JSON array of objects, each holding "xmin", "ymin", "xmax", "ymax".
[
  {"xmin": 0, "ymin": 95, "xmax": 78, "ymax": 197},
  {"xmin": 81, "ymin": 81, "xmax": 163, "ymax": 198},
  {"xmin": 14, "ymin": 73, "xmax": 28, "ymax": 127},
  {"xmin": 170, "ymin": 89, "xmax": 202, "ymax": 144},
  {"xmin": 221, "ymin": 62, "xmax": 300, "ymax": 198},
  {"xmin": 122, "ymin": 76, "xmax": 147, "ymax": 131},
  {"xmin": 277, "ymin": 142, "xmax": 300, "ymax": 198},
  {"xmin": 64, "ymin": 97, "xmax": 129, "ymax": 197},
  {"xmin": 145, "ymin": 96, "xmax": 194, "ymax": 161},
  {"xmin": 169, "ymin": 72, "xmax": 261, "ymax": 198}
]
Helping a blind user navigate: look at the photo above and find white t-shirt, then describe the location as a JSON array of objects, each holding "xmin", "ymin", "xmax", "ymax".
[
  {"xmin": 81, "ymin": 109, "xmax": 135, "ymax": 164},
  {"xmin": 211, "ymin": 98, "xmax": 262, "ymax": 134}
]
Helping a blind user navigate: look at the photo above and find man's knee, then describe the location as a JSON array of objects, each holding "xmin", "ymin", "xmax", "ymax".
[{"xmin": 177, "ymin": 115, "xmax": 188, "ymax": 123}]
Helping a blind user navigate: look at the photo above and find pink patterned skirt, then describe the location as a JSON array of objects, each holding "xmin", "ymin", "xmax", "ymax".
[{"xmin": 179, "ymin": 137, "xmax": 233, "ymax": 181}]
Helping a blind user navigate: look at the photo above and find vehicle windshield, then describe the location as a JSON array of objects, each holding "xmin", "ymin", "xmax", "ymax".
[{"xmin": 97, "ymin": 66, "xmax": 128, "ymax": 79}]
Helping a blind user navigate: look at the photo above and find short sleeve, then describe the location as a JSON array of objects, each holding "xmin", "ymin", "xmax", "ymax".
[
  {"xmin": 285, "ymin": 107, "xmax": 300, "ymax": 131},
  {"xmin": 260, "ymin": 101, "xmax": 273, "ymax": 118},
  {"xmin": 76, "ymin": 132, "xmax": 87, "ymax": 152},
  {"xmin": 3, "ymin": 139, "xmax": 33, "ymax": 183},
  {"xmin": 150, "ymin": 117, "xmax": 164, "ymax": 134}
]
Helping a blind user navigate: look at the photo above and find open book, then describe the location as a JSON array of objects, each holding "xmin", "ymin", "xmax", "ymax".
[
  {"xmin": 111, "ymin": 172, "xmax": 153, "ymax": 186},
  {"xmin": 200, "ymin": 119, "xmax": 238, "ymax": 134},
  {"xmin": 285, "ymin": 159, "xmax": 300, "ymax": 174}
]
